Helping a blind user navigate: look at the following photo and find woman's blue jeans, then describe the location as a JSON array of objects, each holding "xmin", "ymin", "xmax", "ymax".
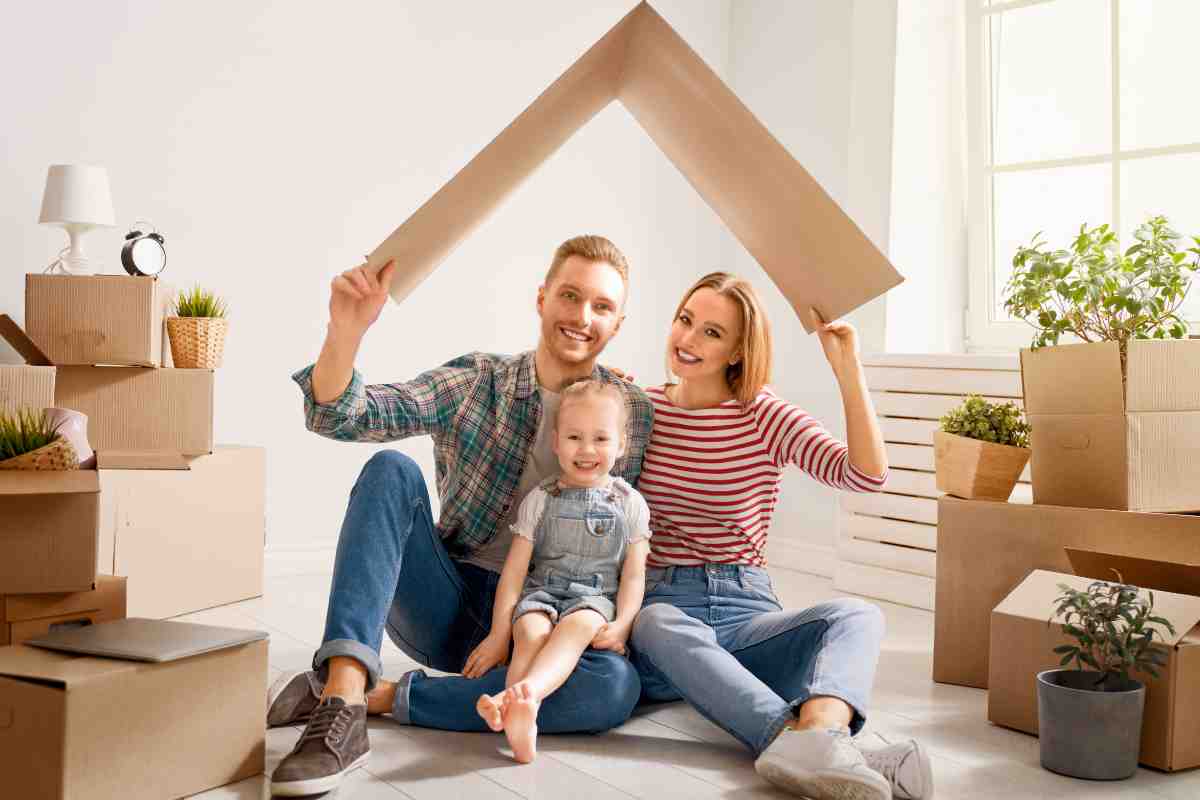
[
  {"xmin": 630, "ymin": 564, "xmax": 885, "ymax": 756},
  {"xmin": 312, "ymin": 450, "xmax": 640, "ymax": 732}
]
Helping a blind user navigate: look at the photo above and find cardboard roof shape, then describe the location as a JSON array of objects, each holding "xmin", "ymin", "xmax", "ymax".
[{"xmin": 368, "ymin": 1, "xmax": 903, "ymax": 333}]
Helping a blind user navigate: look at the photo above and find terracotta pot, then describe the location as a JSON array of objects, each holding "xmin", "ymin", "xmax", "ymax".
[
  {"xmin": 0, "ymin": 436, "xmax": 79, "ymax": 471},
  {"xmin": 934, "ymin": 430, "xmax": 1030, "ymax": 501},
  {"xmin": 167, "ymin": 317, "xmax": 228, "ymax": 369}
]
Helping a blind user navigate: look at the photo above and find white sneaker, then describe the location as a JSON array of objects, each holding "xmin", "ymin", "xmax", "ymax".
[
  {"xmin": 755, "ymin": 727, "xmax": 890, "ymax": 800},
  {"xmin": 859, "ymin": 735, "xmax": 934, "ymax": 800}
]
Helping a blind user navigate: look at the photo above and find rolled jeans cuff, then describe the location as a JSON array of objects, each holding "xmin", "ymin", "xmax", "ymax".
[
  {"xmin": 313, "ymin": 638, "xmax": 383, "ymax": 693},
  {"xmin": 391, "ymin": 669, "xmax": 426, "ymax": 724}
]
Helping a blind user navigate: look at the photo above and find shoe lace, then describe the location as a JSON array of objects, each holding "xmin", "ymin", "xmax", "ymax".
[{"xmin": 299, "ymin": 702, "xmax": 351, "ymax": 746}]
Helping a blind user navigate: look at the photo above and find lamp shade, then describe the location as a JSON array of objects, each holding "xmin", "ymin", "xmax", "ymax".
[{"xmin": 38, "ymin": 165, "xmax": 115, "ymax": 226}]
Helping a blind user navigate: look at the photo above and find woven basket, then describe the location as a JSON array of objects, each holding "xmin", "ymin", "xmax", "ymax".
[
  {"xmin": 0, "ymin": 437, "xmax": 79, "ymax": 471},
  {"xmin": 167, "ymin": 317, "xmax": 228, "ymax": 369}
]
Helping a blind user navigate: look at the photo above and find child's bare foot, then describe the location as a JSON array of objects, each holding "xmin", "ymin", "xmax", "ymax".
[
  {"xmin": 476, "ymin": 692, "xmax": 506, "ymax": 732},
  {"xmin": 502, "ymin": 682, "xmax": 541, "ymax": 763}
]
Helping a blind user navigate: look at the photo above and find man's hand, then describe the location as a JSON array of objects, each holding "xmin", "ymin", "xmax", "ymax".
[
  {"xmin": 590, "ymin": 621, "xmax": 632, "ymax": 656},
  {"xmin": 462, "ymin": 632, "xmax": 510, "ymax": 679},
  {"xmin": 329, "ymin": 259, "xmax": 396, "ymax": 339},
  {"xmin": 603, "ymin": 366, "xmax": 636, "ymax": 384}
]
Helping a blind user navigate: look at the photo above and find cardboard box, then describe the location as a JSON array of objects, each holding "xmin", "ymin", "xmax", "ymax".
[
  {"xmin": 988, "ymin": 552, "xmax": 1200, "ymax": 771},
  {"xmin": 0, "ymin": 575, "xmax": 126, "ymax": 646},
  {"xmin": 0, "ymin": 470, "xmax": 99, "ymax": 595},
  {"xmin": 933, "ymin": 496, "xmax": 1200, "ymax": 688},
  {"xmin": 0, "ymin": 637, "xmax": 267, "ymax": 799},
  {"xmin": 98, "ymin": 446, "xmax": 266, "ymax": 618},
  {"xmin": 0, "ymin": 314, "xmax": 55, "ymax": 414},
  {"xmin": 368, "ymin": 1, "xmax": 903, "ymax": 331},
  {"xmin": 24, "ymin": 274, "xmax": 170, "ymax": 367},
  {"xmin": 55, "ymin": 365, "xmax": 214, "ymax": 455},
  {"xmin": 1021, "ymin": 340, "xmax": 1200, "ymax": 512}
]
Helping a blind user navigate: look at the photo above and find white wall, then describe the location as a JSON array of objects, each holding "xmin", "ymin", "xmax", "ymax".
[{"xmin": 3, "ymin": 1, "xmax": 901, "ymax": 569}]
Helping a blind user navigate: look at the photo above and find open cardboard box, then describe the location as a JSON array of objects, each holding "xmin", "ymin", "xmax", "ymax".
[
  {"xmin": 1021, "ymin": 340, "xmax": 1200, "ymax": 512},
  {"xmin": 988, "ymin": 549, "xmax": 1200, "ymax": 772},
  {"xmin": 24, "ymin": 274, "xmax": 172, "ymax": 367},
  {"xmin": 98, "ymin": 446, "xmax": 266, "ymax": 619},
  {"xmin": 0, "ymin": 575, "xmax": 126, "ymax": 647},
  {"xmin": 0, "ymin": 315, "xmax": 213, "ymax": 455},
  {"xmin": 933, "ymin": 496, "xmax": 1200, "ymax": 689},
  {"xmin": 0, "ymin": 636, "xmax": 266, "ymax": 799},
  {"xmin": 0, "ymin": 314, "xmax": 55, "ymax": 414},
  {"xmin": 368, "ymin": 1, "xmax": 902, "ymax": 330}
]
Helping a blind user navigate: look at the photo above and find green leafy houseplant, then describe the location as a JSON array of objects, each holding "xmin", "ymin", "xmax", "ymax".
[
  {"xmin": 1051, "ymin": 572, "xmax": 1176, "ymax": 690},
  {"xmin": 0, "ymin": 407, "xmax": 62, "ymax": 461},
  {"xmin": 1003, "ymin": 215, "xmax": 1199, "ymax": 360},
  {"xmin": 172, "ymin": 285, "xmax": 228, "ymax": 318},
  {"xmin": 938, "ymin": 394, "xmax": 1030, "ymax": 448}
]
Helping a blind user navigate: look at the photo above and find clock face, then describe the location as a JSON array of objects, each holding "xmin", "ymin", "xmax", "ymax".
[{"xmin": 131, "ymin": 237, "xmax": 165, "ymax": 275}]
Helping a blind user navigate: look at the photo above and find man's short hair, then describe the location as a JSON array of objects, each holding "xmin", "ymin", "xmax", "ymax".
[{"xmin": 544, "ymin": 235, "xmax": 630, "ymax": 297}]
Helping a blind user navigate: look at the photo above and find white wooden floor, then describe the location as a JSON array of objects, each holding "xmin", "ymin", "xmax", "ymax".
[{"xmin": 181, "ymin": 559, "xmax": 1200, "ymax": 799}]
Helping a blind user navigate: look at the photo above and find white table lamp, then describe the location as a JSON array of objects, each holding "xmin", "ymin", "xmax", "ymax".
[{"xmin": 38, "ymin": 164, "xmax": 116, "ymax": 275}]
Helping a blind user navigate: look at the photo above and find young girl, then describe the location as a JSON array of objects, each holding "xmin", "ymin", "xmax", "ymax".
[{"xmin": 467, "ymin": 378, "xmax": 651, "ymax": 763}]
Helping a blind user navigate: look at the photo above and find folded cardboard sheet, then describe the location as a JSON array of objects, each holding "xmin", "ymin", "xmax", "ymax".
[{"xmin": 368, "ymin": 1, "xmax": 902, "ymax": 331}]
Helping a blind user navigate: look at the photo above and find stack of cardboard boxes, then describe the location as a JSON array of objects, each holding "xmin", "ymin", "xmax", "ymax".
[
  {"xmin": 934, "ymin": 339, "xmax": 1200, "ymax": 772},
  {"xmin": 0, "ymin": 273, "xmax": 269, "ymax": 798}
]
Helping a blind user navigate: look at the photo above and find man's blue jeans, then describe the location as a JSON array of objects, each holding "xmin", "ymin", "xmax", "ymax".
[
  {"xmin": 312, "ymin": 450, "xmax": 640, "ymax": 732},
  {"xmin": 630, "ymin": 564, "xmax": 885, "ymax": 756}
]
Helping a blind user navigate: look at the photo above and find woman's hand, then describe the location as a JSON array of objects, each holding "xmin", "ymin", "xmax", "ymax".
[
  {"xmin": 462, "ymin": 632, "xmax": 510, "ymax": 678},
  {"xmin": 590, "ymin": 621, "xmax": 631, "ymax": 656},
  {"xmin": 329, "ymin": 259, "xmax": 396, "ymax": 339},
  {"xmin": 810, "ymin": 308, "xmax": 861, "ymax": 376}
]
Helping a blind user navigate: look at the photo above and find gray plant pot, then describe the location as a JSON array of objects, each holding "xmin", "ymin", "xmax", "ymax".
[{"xmin": 1037, "ymin": 669, "xmax": 1146, "ymax": 780}]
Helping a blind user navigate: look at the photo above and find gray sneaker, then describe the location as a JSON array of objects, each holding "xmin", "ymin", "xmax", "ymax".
[
  {"xmin": 271, "ymin": 696, "xmax": 370, "ymax": 796},
  {"xmin": 860, "ymin": 736, "xmax": 934, "ymax": 800},
  {"xmin": 755, "ymin": 727, "xmax": 890, "ymax": 800},
  {"xmin": 267, "ymin": 669, "xmax": 324, "ymax": 728}
]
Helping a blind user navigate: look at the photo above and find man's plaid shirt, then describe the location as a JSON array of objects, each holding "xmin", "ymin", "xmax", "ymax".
[{"xmin": 292, "ymin": 351, "xmax": 653, "ymax": 557}]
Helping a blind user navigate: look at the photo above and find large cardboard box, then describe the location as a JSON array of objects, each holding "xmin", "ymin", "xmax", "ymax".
[
  {"xmin": 98, "ymin": 446, "xmax": 266, "ymax": 618},
  {"xmin": 933, "ymin": 496, "xmax": 1200, "ymax": 688},
  {"xmin": 369, "ymin": 2, "xmax": 903, "ymax": 330},
  {"xmin": 988, "ymin": 552, "xmax": 1200, "ymax": 771},
  {"xmin": 24, "ymin": 273, "xmax": 170, "ymax": 367},
  {"xmin": 0, "ymin": 575, "xmax": 126, "ymax": 646},
  {"xmin": 55, "ymin": 365, "xmax": 214, "ymax": 455},
  {"xmin": 0, "ymin": 314, "xmax": 55, "ymax": 414},
  {"xmin": 0, "ymin": 471, "xmax": 99, "ymax": 595},
  {"xmin": 0, "ymin": 637, "xmax": 267, "ymax": 799},
  {"xmin": 1021, "ymin": 340, "xmax": 1200, "ymax": 512}
]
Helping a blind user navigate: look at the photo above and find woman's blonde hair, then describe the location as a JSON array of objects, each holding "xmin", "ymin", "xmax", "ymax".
[
  {"xmin": 667, "ymin": 272, "xmax": 772, "ymax": 407},
  {"xmin": 557, "ymin": 378, "xmax": 629, "ymax": 443}
]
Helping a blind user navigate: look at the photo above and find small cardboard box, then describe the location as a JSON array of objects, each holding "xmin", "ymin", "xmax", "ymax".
[
  {"xmin": 988, "ymin": 551, "xmax": 1200, "ymax": 772},
  {"xmin": 1020, "ymin": 340, "xmax": 1200, "ymax": 512},
  {"xmin": 55, "ymin": 365, "xmax": 214, "ymax": 455},
  {"xmin": 0, "ymin": 637, "xmax": 267, "ymax": 799},
  {"xmin": 24, "ymin": 274, "xmax": 171, "ymax": 367},
  {"xmin": 98, "ymin": 446, "xmax": 266, "ymax": 618},
  {"xmin": 0, "ymin": 314, "xmax": 55, "ymax": 414},
  {"xmin": 0, "ymin": 575, "xmax": 127, "ymax": 646},
  {"xmin": 0, "ymin": 470, "xmax": 99, "ymax": 595},
  {"xmin": 933, "ymin": 496, "xmax": 1200, "ymax": 689}
]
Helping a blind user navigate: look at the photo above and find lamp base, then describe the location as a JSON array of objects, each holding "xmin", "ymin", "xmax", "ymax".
[{"xmin": 50, "ymin": 224, "xmax": 101, "ymax": 275}]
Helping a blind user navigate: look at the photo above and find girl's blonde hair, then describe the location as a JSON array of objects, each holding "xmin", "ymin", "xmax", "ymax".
[
  {"xmin": 557, "ymin": 379, "xmax": 629, "ymax": 442},
  {"xmin": 667, "ymin": 272, "xmax": 772, "ymax": 407}
]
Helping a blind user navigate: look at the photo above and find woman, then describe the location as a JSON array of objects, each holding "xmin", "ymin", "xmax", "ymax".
[{"xmin": 629, "ymin": 273, "xmax": 932, "ymax": 800}]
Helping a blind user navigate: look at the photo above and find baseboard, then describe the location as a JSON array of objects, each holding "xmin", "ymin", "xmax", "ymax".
[{"xmin": 765, "ymin": 540, "xmax": 836, "ymax": 578}]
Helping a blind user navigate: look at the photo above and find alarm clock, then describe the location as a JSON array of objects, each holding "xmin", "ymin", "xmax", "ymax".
[{"xmin": 121, "ymin": 221, "xmax": 167, "ymax": 276}]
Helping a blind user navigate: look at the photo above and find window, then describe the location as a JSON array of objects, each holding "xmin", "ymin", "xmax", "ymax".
[{"xmin": 965, "ymin": 0, "xmax": 1200, "ymax": 352}]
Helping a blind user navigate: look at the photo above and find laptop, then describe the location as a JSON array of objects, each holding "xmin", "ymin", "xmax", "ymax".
[{"xmin": 24, "ymin": 617, "xmax": 269, "ymax": 663}]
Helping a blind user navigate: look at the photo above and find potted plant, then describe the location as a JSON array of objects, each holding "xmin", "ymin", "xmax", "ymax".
[
  {"xmin": 1038, "ymin": 573, "xmax": 1176, "ymax": 780},
  {"xmin": 166, "ymin": 285, "xmax": 229, "ymax": 369},
  {"xmin": 0, "ymin": 406, "xmax": 79, "ymax": 470},
  {"xmin": 934, "ymin": 394, "xmax": 1030, "ymax": 500}
]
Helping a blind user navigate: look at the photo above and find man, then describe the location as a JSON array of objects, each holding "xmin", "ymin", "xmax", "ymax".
[{"xmin": 268, "ymin": 235, "xmax": 652, "ymax": 796}]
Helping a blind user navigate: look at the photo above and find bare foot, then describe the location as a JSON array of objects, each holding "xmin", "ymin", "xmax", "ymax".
[
  {"xmin": 502, "ymin": 682, "xmax": 540, "ymax": 764},
  {"xmin": 476, "ymin": 692, "xmax": 505, "ymax": 732}
]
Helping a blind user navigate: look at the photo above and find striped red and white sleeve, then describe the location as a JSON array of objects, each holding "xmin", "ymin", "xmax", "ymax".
[{"xmin": 754, "ymin": 392, "xmax": 886, "ymax": 493}]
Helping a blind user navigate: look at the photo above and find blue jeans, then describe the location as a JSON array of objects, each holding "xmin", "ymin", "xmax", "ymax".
[
  {"xmin": 630, "ymin": 564, "xmax": 885, "ymax": 756},
  {"xmin": 313, "ymin": 450, "xmax": 640, "ymax": 732}
]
